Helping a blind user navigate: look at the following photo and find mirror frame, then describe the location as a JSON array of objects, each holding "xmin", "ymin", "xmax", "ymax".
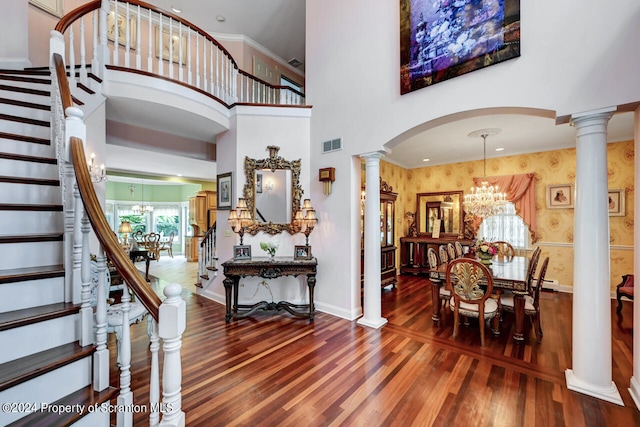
[
  {"xmin": 415, "ymin": 190, "xmax": 464, "ymax": 238},
  {"xmin": 243, "ymin": 146, "xmax": 303, "ymax": 235}
]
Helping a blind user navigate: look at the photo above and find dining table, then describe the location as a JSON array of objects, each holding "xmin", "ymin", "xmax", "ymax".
[{"xmin": 429, "ymin": 254, "xmax": 530, "ymax": 342}]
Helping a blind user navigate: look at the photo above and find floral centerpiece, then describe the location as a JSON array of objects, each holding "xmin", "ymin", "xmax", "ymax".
[
  {"xmin": 260, "ymin": 241, "xmax": 279, "ymax": 259},
  {"xmin": 473, "ymin": 239, "xmax": 499, "ymax": 265}
]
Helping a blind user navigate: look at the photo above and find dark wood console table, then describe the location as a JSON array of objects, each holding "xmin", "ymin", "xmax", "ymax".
[{"xmin": 222, "ymin": 256, "xmax": 318, "ymax": 323}]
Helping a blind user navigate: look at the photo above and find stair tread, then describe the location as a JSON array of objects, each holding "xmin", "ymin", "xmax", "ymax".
[
  {"xmin": 0, "ymin": 152, "xmax": 56, "ymax": 164},
  {"xmin": 0, "ymin": 264, "xmax": 65, "ymax": 284},
  {"xmin": 0, "ymin": 342, "xmax": 94, "ymax": 392},
  {"xmin": 0, "ymin": 233, "xmax": 64, "ymax": 244},
  {"xmin": 0, "ymin": 131, "xmax": 50, "ymax": 145},
  {"xmin": 0, "ymin": 175, "xmax": 60, "ymax": 186},
  {"xmin": 0, "ymin": 301, "xmax": 79, "ymax": 332},
  {"xmin": 7, "ymin": 384, "xmax": 118, "ymax": 427},
  {"xmin": 0, "ymin": 203, "xmax": 63, "ymax": 211}
]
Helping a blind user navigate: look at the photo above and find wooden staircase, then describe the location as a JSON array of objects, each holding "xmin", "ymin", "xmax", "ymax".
[{"xmin": 0, "ymin": 69, "xmax": 115, "ymax": 426}]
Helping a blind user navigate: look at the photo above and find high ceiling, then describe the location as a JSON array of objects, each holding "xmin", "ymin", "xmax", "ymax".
[{"xmin": 106, "ymin": 2, "xmax": 636, "ymax": 182}]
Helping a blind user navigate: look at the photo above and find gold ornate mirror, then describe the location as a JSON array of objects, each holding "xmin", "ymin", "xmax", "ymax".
[
  {"xmin": 243, "ymin": 146, "xmax": 303, "ymax": 235},
  {"xmin": 416, "ymin": 191, "xmax": 464, "ymax": 237}
]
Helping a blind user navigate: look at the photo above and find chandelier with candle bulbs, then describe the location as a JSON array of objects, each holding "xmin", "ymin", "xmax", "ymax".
[{"xmin": 463, "ymin": 129, "xmax": 507, "ymax": 218}]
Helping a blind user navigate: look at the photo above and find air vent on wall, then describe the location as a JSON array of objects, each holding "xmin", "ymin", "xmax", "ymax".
[
  {"xmin": 322, "ymin": 138, "xmax": 342, "ymax": 154},
  {"xmin": 288, "ymin": 58, "xmax": 303, "ymax": 68}
]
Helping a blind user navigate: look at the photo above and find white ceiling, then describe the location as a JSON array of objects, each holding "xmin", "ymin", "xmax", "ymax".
[{"xmin": 106, "ymin": 2, "xmax": 636, "ymax": 182}]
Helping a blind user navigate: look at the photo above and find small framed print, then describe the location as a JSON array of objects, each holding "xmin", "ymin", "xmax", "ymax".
[
  {"xmin": 546, "ymin": 184, "xmax": 574, "ymax": 209},
  {"xmin": 217, "ymin": 173, "xmax": 232, "ymax": 210},
  {"xmin": 30, "ymin": 0, "xmax": 64, "ymax": 18},
  {"xmin": 107, "ymin": 10, "xmax": 137, "ymax": 47},
  {"xmin": 233, "ymin": 245, "xmax": 251, "ymax": 261},
  {"xmin": 155, "ymin": 26, "xmax": 187, "ymax": 63},
  {"xmin": 608, "ymin": 189, "xmax": 625, "ymax": 217},
  {"xmin": 294, "ymin": 245, "xmax": 312, "ymax": 260}
]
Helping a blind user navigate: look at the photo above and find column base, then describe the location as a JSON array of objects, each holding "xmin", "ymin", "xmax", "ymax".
[
  {"xmin": 629, "ymin": 376, "xmax": 640, "ymax": 410},
  {"xmin": 565, "ymin": 369, "xmax": 624, "ymax": 406},
  {"xmin": 357, "ymin": 316, "xmax": 388, "ymax": 329}
]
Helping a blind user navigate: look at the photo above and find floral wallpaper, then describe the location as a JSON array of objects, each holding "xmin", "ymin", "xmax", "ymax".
[{"xmin": 372, "ymin": 140, "xmax": 634, "ymax": 293}]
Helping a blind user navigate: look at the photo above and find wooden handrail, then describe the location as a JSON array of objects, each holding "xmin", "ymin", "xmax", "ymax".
[
  {"xmin": 55, "ymin": 0, "xmax": 238, "ymax": 69},
  {"xmin": 200, "ymin": 221, "xmax": 216, "ymax": 247},
  {"xmin": 53, "ymin": 54, "xmax": 73, "ymax": 109},
  {"xmin": 71, "ymin": 137, "xmax": 161, "ymax": 320}
]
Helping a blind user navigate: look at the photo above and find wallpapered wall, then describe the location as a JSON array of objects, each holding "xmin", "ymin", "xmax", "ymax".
[{"xmin": 375, "ymin": 140, "xmax": 634, "ymax": 293}]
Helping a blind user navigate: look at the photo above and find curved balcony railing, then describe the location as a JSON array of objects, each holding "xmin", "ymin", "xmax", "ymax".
[{"xmin": 54, "ymin": 0, "xmax": 304, "ymax": 107}]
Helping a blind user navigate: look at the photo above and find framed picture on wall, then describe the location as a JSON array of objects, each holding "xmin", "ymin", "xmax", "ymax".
[
  {"xmin": 155, "ymin": 26, "xmax": 187, "ymax": 63},
  {"xmin": 546, "ymin": 184, "xmax": 574, "ymax": 209},
  {"xmin": 217, "ymin": 172, "xmax": 232, "ymax": 210},
  {"xmin": 29, "ymin": 0, "xmax": 64, "ymax": 18},
  {"xmin": 107, "ymin": 10, "xmax": 138, "ymax": 47},
  {"xmin": 608, "ymin": 189, "xmax": 625, "ymax": 216}
]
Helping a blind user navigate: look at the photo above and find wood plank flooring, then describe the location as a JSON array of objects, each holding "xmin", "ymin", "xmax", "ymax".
[{"xmin": 112, "ymin": 262, "xmax": 640, "ymax": 426}]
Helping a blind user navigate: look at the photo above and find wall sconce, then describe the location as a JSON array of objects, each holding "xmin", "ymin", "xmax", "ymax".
[
  {"xmin": 87, "ymin": 152, "xmax": 107, "ymax": 182},
  {"xmin": 294, "ymin": 199, "xmax": 318, "ymax": 245},
  {"xmin": 118, "ymin": 220, "xmax": 133, "ymax": 245},
  {"xmin": 227, "ymin": 198, "xmax": 253, "ymax": 245},
  {"xmin": 319, "ymin": 167, "xmax": 335, "ymax": 195},
  {"xmin": 265, "ymin": 179, "xmax": 274, "ymax": 191}
]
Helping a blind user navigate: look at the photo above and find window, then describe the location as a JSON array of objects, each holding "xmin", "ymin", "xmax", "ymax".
[{"xmin": 478, "ymin": 202, "xmax": 529, "ymax": 249}]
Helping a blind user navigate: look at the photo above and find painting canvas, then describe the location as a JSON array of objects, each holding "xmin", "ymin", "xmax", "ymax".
[
  {"xmin": 155, "ymin": 27, "xmax": 187, "ymax": 63},
  {"xmin": 217, "ymin": 173, "xmax": 232, "ymax": 210},
  {"xmin": 546, "ymin": 184, "xmax": 574, "ymax": 209},
  {"xmin": 400, "ymin": 0, "xmax": 521, "ymax": 94},
  {"xmin": 107, "ymin": 11, "xmax": 137, "ymax": 47}
]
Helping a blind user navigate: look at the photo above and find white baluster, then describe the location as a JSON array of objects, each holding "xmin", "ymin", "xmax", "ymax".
[
  {"xmin": 159, "ymin": 284, "xmax": 186, "ymax": 427},
  {"xmin": 72, "ymin": 184, "xmax": 82, "ymax": 303},
  {"xmin": 157, "ymin": 16, "xmax": 163, "ymax": 76},
  {"xmin": 195, "ymin": 34, "xmax": 200, "ymax": 88},
  {"xmin": 117, "ymin": 282, "xmax": 133, "ymax": 427},
  {"xmin": 136, "ymin": 5, "xmax": 141, "ymax": 69},
  {"xmin": 149, "ymin": 319, "xmax": 160, "ymax": 427},
  {"xmin": 147, "ymin": 8, "xmax": 153, "ymax": 72},
  {"xmin": 215, "ymin": 48, "xmax": 219, "ymax": 98},
  {"xmin": 178, "ymin": 23, "xmax": 183, "ymax": 81},
  {"xmin": 168, "ymin": 18, "xmax": 174, "ymax": 79},
  {"xmin": 187, "ymin": 28, "xmax": 192, "ymax": 85},
  {"xmin": 94, "ymin": 246, "xmax": 110, "ymax": 391},
  {"xmin": 123, "ymin": 3, "xmax": 130, "ymax": 68},
  {"xmin": 113, "ymin": 1, "xmax": 119, "ymax": 66},
  {"xmin": 91, "ymin": 11, "xmax": 99, "ymax": 73},
  {"xmin": 202, "ymin": 39, "xmax": 207, "ymax": 92},
  {"xmin": 79, "ymin": 208, "xmax": 92, "ymax": 346},
  {"xmin": 79, "ymin": 17, "xmax": 88, "ymax": 85},
  {"xmin": 68, "ymin": 26, "xmax": 77, "ymax": 88},
  {"xmin": 210, "ymin": 43, "xmax": 214, "ymax": 97}
]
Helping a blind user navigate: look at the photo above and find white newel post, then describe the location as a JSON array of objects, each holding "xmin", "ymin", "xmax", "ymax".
[
  {"xmin": 565, "ymin": 108, "xmax": 623, "ymax": 405},
  {"xmin": 149, "ymin": 320, "xmax": 161, "ymax": 427},
  {"xmin": 357, "ymin": 151, "xmax": 388, "ymax": 329},
  {"xmin": 117, "ymin": 281, "xmax": 133, "ymax": 427},
  {"xmin": 94, "ymin": 246, "xmax": 110, "ymax": 391},
  {"xmin": 159, "ymin": 283, "xmax": 186, "ymax": 427},
  {"xmin": 629, "ymin": 106, "xmax": 640, "ymax": 409},
  {"xmin": 79, "ymin": 210, "xmax": 92, "ymax": 344}
]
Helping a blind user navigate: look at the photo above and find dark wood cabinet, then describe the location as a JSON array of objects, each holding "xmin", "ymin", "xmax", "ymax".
[
  {"xmin": 399, "ymin": 236, "xmax": 473, "ymax": 275},
  {"xmin": 361, "ymin": 179, "xmax": 397, "ymax": 288}
]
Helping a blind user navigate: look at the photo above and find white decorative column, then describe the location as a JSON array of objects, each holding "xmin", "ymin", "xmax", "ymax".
[
  {"xmin": 565, "ymin": 108, "xmax": 623, "ymax": 405},
  {"xmin": 357, "ymin": 152, "xmax": 387, "ymax": 329},
  {"xmin": 629, "ymin": 105, "xmax": 640, "ymax": 409}
]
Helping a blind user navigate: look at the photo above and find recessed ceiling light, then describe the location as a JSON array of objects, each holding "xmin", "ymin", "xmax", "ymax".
[
  {"xmin": 422, "ymin": 158, "xmax": 430, "ymax": 162},
  {"xmin": 177, "ymin": 173, "xmax": 183, "ymax": 177},
  {"xmin": 495, "ymin": 147, "xmax": 504, "ymax": 152},
  {"xmin": 216, "ymin": 15, "xmax": 226, "ymax": 22},
  {"xmin": 171, "ymin": 6, "xmax": 182, "ymax": 13}
]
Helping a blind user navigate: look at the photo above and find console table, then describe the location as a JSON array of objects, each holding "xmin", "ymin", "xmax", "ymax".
[{"xmin": 222, "ymin": 256, "xmax": 318, "ymax": 323}]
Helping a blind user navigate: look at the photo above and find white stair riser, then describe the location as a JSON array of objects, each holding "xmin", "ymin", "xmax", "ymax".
[
  {"xmin": 0, "ymin": 314, "xmax": 78, "ymax": 364},
  {"xmin": 0, "ymin": 120, "xmax": 50, "ymax": 139},
  {"xmin": 70, "ymin": 407, "xmax": 111, "ymax": 427},
  {"xmin": 0, "ymin": 182, "xmax": 61, "ymax": 204},
  {"xmin": 0, "ymin": 241, "xmax": 63, "ymax": 270},
  {"xmin": 0, "ymin": 138, "xmax": 53, "ymax": 157},
  {"xmin": 0, "ymin": 103, "xmax": 50, "ymax": 122},
  {"xmin": 0, "ymin": 88, "xmax": 50, "ymax": 105},
  {"xmin": 0, "ymin": 276, "xmax": 65, "ymax": 312},
  {"xmin": 0, "ymin": 210, "xmax": 63, "ymax": 234},
  {"xmin": 0, "ymin": 357, "xmax": 91, "ymax": 426},
  {"xmin": 0, "ymin": 157, "xmax": 58, "ymax": 179}
]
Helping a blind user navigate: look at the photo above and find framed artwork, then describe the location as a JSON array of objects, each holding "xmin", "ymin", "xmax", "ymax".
[
  {"xmin": 608, "ymin": 189, "xmax": 625, "ymax": 217},
  {"xmin": 546, "ymin": 184, "xmax": 574, "ymax": 209},
  {"xmin": 107, "ymin": 10, "xmax": 137, "ymax": 47},
  {"xmin": 155, "ymin": 27, "xmax": 187, "ymax": 63},
  {"xmin": 294, "ymin": 245, "xmax": 312, "ymax": 260},
  {"xmin": 30, "ymin": 0, "xmax": 64, "ymax": 18},
  {"xmin": 256, "ymin": 173, "xmax": 263, "ymax": 193},
  {"xmin": 233, "ymin": 245, "xmax": 251, "ymax": 261},
  {"xmin": 400, "ymin": 0, "xmax": 521, "ymax": 94},
  {"xmin": 217, "ymin": 173, "xmax": 232, "ymax": 210}
]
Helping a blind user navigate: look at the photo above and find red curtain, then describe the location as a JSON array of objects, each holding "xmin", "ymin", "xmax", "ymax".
[{"xmin": 471, "ymin": 173, "xmax": 538, "ymax": 243}]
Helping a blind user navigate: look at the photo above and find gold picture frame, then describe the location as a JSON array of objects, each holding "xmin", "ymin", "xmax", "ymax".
[
  {"xmin": 155, "ymin": 26, "xmax": 187, "ymax": 64},
  {"xmin": 107, "ymin": 11, "xmax": 137, "ymax": 48},
  {"xmin": 608, "ymin": 189, "xmax": 625, "ymax": 217},
  {"xmin": 546, "ymin": 184, "xmax": 574, "ymax": 209},
  {"xmin": 29, "ymin": 0, "xmax": 64, "ymax": 18}
]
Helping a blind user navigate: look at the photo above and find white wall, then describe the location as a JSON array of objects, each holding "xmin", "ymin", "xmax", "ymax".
[{"xmin": 305, "ymin": 0, "xmax": 640, "ymax": 320}]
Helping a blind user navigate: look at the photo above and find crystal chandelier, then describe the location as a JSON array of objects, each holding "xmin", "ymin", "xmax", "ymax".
[
  {"xmin": 463, "ymin": 129, "xmax": 507, "ymax": 218},
  {"xmin": 130, "ymin": 182, "xmax": 154, "ymax": 215}
]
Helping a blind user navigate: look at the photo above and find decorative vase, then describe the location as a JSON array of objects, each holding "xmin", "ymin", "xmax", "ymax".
[{"xmin": 477, "ymin": 251, "xmax": 493, "ymax": 265}]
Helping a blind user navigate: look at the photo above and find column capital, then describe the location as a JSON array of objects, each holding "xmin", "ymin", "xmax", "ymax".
[{"xmin": 360, "ymin": 150, "xmax": 388, "ymax": 161}]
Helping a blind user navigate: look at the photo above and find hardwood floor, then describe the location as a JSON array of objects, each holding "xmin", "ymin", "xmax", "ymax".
[{"xmin": 113, "ymin": 267, "xmax": 640, "ymax": 426}]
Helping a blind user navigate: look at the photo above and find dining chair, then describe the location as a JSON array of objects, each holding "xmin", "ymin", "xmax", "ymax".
[
  {"xmin": 158, "ymin": 232, "xmax": 175, "ymax": 258},
  {"xmin": 494, "ymin": 241, "xmax": 515, "ymax": 259},
  {"xmin": 499, "ymin": 257, "xmax": 549, "ymax": 342},
  {"xmin": 454, "ymin": 241, "xmax": 464, "ymax": 258},
  {"xmin": 428, "ymin": 247, "xmax": 450, "ymax": 312},
  {"xmin": 527, "ymin": 247, "xmax": 542, "ymax": 293},
  {"xmin": 144, "ymin": 232, "xmax": 161, "ymax": 260},
  {"xmin": 616, "ymin": 274, "xmax": 634, "ymax": 313},
  {"xmin": 447, "ymin": 242, "xmax": 457, "ymax": 260},
  {"xmin": 439, "ymin": 245, "xmax": 449, "ymax": 264},
  {"xmin": 446, "ymin": 258, "xmax": 499, "ymax": 347}
]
